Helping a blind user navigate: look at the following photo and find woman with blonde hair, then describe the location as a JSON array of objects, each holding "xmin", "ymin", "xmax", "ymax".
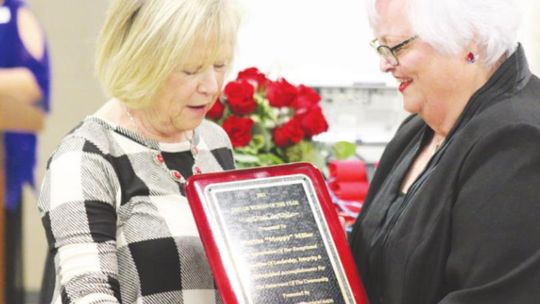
[
  {"xmin": 38, "ymin": 0, "xmax": 240, "ymax": 302},
  {"xmin": 350, "ymin": 0, "xmax": 540, "ymax": 303}
]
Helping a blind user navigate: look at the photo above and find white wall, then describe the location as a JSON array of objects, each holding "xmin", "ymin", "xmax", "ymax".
[
  {"xmin": 518, "ymin": 0, "xmax": 540, "ymax": 73},
  {"xmin": 233, "ymin": 0, "xmax": 389, "ymax": 86}
]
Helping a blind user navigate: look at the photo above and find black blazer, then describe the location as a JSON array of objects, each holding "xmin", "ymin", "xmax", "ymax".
[{"xmin": 350, "ymin": 44, "xmax": 540, "ymax": 304}]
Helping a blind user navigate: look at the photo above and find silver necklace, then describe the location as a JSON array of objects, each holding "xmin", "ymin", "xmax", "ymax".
[{"xmin": 125, "ymin": 108, "xmax": 202, "ymax": 184}]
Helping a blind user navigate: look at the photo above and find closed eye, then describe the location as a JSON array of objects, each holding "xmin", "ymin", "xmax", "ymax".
[
  {"xmin": 183, "ymin": 66, "xmax": 202, "ymax": 76},
  {"xmin": 214, "ymin": 63, "xmax": 227, "ymax": 69}
]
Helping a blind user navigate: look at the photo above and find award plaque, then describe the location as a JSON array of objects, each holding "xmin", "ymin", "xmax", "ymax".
[{"xmin": 185, "ymin": 162, "xmax": 368, "ymax": 304}]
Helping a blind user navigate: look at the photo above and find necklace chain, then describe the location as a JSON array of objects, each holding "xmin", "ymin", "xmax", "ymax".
[{"xmin": 125, "ymin": 107, "xmax": 201, "ymax": 184}]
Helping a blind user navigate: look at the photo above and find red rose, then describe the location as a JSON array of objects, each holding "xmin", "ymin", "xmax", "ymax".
[
  {"xmin": 222, "ymin": 115, "xmax": 254, "ymax": 148},
  {"xmin": 266, "ymin": 78, "xmax": 297, "ymax": 108},
  {"xmin": 206, "ymin": 97, "xmax": 224, "ymax": 120},
  {"xmin": 295, "ymin": 106, "xmax": 329, "ymax": 137},
  {"xmin": 273, "ymin": 119, "xmax": 305, "ymax": 148},
  {"xmin": 292, "ymin": 84, "xmax": 321, "ymax": 109},
  {"xmin": 224, "ymin": 80, "xmax": 256, "ymax": 115},
  {"xmin": 237, "ymin": 67, "xmax": 268, "ymax": 90}
]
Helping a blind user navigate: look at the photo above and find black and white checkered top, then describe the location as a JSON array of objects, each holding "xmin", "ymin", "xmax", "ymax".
[{"xmin": 38, "ymin": 116, "xmax": 234, "ymax": 303}]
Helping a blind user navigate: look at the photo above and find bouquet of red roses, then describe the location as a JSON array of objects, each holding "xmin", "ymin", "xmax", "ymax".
[{"xmin": 207, "ymin": 67, "xmax": 333, "ymax": 169}]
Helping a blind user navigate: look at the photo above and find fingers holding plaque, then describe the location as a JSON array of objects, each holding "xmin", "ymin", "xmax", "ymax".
[{"xmin": 185, "ymin": 163, "xmax": 368, "ymax": 304}]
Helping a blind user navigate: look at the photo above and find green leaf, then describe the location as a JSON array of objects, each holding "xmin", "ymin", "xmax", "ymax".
[
  {"xmin": 251, "ymin": 134, "xmax": 265, "ymax": 150},
  {"xmin": 254, "ymin": 94, "xmax": 278, "ymax": 123},
  {"xmin": 235, "ymin": 161, "xmax": 258, "ymax": 169},
  {"xmin": 331, "ymin": 141, "xmax": 357, "ymax": 160},
  {"xmin": 257, "ymin": 153, "xmax": 285, "ymax": 165},
  {"xmin": 284, "ymin": 140, "xmax": 314, "ymax": 162},
  {"xmin": 233, "ymin": 152, "xmax": 285, "ymax": 169},
  {"xmin": 235, "ymin": 145, "xmax": 258, "ymax": 155},
  {"xmin": 234, "ymin": 153, "xmax": 260, "ymax": 163}
]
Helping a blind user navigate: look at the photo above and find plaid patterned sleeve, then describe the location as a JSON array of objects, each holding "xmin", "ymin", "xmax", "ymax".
[
  {"xmin": 39, "ymin": 118, "xmax": 234, "ymax": 303},
  {"xmin": 38, "ymin": 134, "xmax": 122, "ymax": 303}
]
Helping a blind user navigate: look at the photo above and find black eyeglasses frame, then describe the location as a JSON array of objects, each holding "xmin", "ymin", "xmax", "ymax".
[{"xmin": 370, "ymin": 35, "xmax": 418, "ymax": 66}]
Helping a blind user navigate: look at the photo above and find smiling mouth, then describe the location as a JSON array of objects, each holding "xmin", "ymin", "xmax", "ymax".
[{"xmin": 398, "ymin": 79, "xmax": 413, "ymax": 92}]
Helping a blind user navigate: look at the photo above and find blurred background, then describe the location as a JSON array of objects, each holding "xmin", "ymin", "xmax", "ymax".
[{"xmin": 9, "ymin": 0, "xmax": 540, "ymax": 301}]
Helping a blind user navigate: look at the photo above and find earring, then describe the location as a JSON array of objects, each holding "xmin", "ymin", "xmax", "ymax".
[{"xmin": 466, "ymin": 52, "xmax": 477, "ymax": 63}]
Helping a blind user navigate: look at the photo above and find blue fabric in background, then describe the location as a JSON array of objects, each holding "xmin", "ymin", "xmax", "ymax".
[{"xmin": 0, "ymin": 0, "xmax": 50, "ymax": 210}]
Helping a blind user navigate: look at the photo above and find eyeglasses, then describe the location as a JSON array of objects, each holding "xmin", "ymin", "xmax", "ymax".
[{"xmin": 370, "ymin": 35, "xmax": 418, "ymax": 66}]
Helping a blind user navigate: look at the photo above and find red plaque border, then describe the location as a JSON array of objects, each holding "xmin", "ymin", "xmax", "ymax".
[{"xmin": 185, "ymin": 162, "xmax": 368, "ymax": 304}]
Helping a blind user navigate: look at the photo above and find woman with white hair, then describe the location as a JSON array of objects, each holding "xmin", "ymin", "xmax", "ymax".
[
  {"xmin": 349, "ymin": 0, "xmax": 540, "ymax": 303},
  {"xmin": 38, "ymin": 0, "xmax": 240, "ymax": 303}
]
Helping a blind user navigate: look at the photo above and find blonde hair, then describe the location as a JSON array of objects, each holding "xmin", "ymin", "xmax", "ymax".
[{"xmin": 95, "ymin": 0, "xmax": 241, "ymax": 108}]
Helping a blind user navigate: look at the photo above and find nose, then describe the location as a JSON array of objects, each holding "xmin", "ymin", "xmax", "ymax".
[
  {"xmin": 379, "ymin": 56, "xmax": 394, "ymax": 73},
  {"xmin": 198, "ymin": 67, "xmax": 219, "ymax": 96}
]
